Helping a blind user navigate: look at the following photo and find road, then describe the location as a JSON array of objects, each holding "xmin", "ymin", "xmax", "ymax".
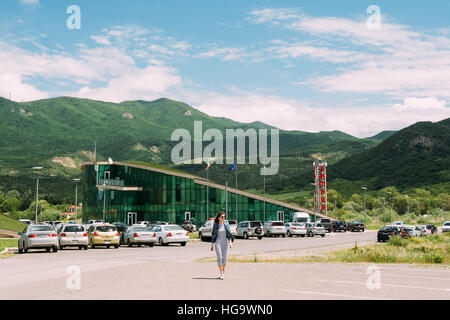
[{"xmin": 1, "ymin": 230, "xmax": 449, "ymax": 300}]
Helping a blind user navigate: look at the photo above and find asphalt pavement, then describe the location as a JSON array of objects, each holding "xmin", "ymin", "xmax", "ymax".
[{"xmin": 1, "ymin": 230, "xmax": 449, "ymax": 300}]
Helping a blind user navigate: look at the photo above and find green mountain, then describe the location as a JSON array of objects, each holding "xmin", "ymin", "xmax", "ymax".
[{"xmin": 0, "ymin": 96, "xmax": 387, "ymax": 201}]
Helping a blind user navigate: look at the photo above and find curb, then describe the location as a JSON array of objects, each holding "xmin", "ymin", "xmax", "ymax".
[{"xmin": 0, "ymin": 247, "xmax": 17, "ymax": 254}]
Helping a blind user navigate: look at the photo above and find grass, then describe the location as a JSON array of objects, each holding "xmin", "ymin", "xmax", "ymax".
[
  {"xmin": 0, "ymin": 239, "xmax": 18, "ymax": 252},
  {"xmin": 189, "ymin": 232, "xmax": 199, "ymax": 239},
  {"xmin": 0, "ymin": 214, "xmax": 27, "ymax": 232},
  {"xmin": 206, "ymin": 233, "xmax": 450, "ymax": 265}
]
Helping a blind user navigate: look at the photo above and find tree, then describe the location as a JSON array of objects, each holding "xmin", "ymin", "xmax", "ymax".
[
  {"xmin": 5, "ymin": 190, "xmax": 21, "ymax": 200},
  {"xmin": 393, "ymin": 195, "xmax": 408, "ymax": 215},
  {"xmin": 2, "ymin": 198, "xmax": 22, "ymax": 212}
]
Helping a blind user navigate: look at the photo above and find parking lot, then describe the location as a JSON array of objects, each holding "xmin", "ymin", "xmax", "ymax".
[{"xmin": 1, "ymin": 229, "xmax": 449, "ymax": 300}]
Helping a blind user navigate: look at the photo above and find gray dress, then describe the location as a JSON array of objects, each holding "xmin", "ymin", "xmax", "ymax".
[{"xmin": 214, "ymin": 223, "xmax": 228, "ymax": 266}]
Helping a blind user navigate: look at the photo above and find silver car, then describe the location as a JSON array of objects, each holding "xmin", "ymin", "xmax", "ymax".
[
  {"xmin": 305, "ymin": 223, "xmax": 326, "ymax": 237},
  {"xmin": 403, "ymin": 225, "xmax": 422, "ymax": 238},
  {"xmin": 264, "ymin": 221, "xmax": 287, "ymax": 237},
  {"xmin": 152, "ymin": 224, "xmax": 189, "ymax": 246},
  {"xmin": 237, "ymin": 221, "xmax": 264, "ymax": 239},
  {"xmin": 123, "ymin": 226, "xmax": 157, "ymax": 247},
  {"xmin": 285, "ymin": 222, "xmax": 307, "ymax": 237},
  {"xmin": 199, "ymin": 219, "xmax": 235, "ymax": 241},
  {"xmin": 58, "ymin": 224, "xmax": 88, "ymax": 250},
  {"xmin": 442, "ymin": 221, "xmax": 450, "ymax": 233},
  {"xmin": 18, "ymin": 224, "xmax": 59, "ymax": 253}
]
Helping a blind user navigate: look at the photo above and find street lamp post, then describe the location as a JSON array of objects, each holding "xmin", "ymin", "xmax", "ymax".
[
  {"xmin": 388, "ymin": 192, "xmax": 392, "ymax": 224},
  {"xmin": 73, "ymin": 178, "xmax": 80, "ymax": 223},
  {"xmin": 310, "ymin": 183, "xmax": 316, "ymax": 222},
  {"xmin": 263, "ymin": 165, "xmax": 266, "ymax": 223},
  {"xmin": 33, "ymin": 167, "xmax": 43, "ymax": 224},
  {"xmin": 333, "ymin": 196, "xmax": 337, "ymax": 219},
  {"xmin": 102, "ymin": 171, "xmax": 110, "ymax": 222},
  {"xmin": 361, "ymin": 186, "xmax": 367, "ymax": 227}
]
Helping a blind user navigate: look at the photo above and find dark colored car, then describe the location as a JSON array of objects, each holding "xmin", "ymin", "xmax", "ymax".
[
  {"xmin": 112, "ymin": 222, "xmax": 129, "ymax": 244},
  {"xmin": 425, "ymin": 224, "xmax": 437, "ymax": 234},
  {"xmin": 180, "ymin": 221, "xmax": 196, "ymax": 232},
  {"xmin": 317, "ymin": 218, "xmax": 332, "ymax": 232},
  {"xmin": 332, "ymin": 220, "xmax": 347, "ymax": 232},
  {"xmin": 377, "ymin": 226, "xmax": 399, "ymax": 242},
  {"xmin": 347, "ymin": 220, "xmax": 365, "ymax": 232}
]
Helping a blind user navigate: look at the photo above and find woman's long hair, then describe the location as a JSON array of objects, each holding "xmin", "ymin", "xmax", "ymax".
[{"xmin": 214, "ymin": 211, "xmax": 225, "ymax": 224}]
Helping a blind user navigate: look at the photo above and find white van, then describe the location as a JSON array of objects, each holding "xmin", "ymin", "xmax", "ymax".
[
  {"xmin": 19, "ymin": 219, "xmax": 32, "ymax": 225},
  {"xmin": 292, "ymin": 212, "xmax": 311, "ymax": 224}
]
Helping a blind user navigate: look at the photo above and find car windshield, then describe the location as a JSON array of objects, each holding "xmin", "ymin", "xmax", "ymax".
[
  {"xmin": 250, "ymin": 222, "xmax": 261, "ymax": 227},
  {"xmin": 29, "ymin": 225, "xmax": 53, "ymax": 232},
  {"xmin": 228, "ymin": 221, "xmax": 236, "ymax": 225},
  {"xmin": 164, "ymin": 225, "xmax": 184, "ymax": 231},
  {"xmin": 272, "ymin": 222, "xmax": 284, "ymax": 226},
  {"xmin": 291, "ymin": 223, "xmax": 302, "ymax": 226},
  {"xmin": 321, "ymin": 219, "xmax": 330, "ymax": 223},
  {"xmin": 64, "ymin": 226, "xmax": 84, "ymax": 232},
  {"xmin": 380, "ymin": 227, "xmax": 393, "ymax": 232},
  {"xmin": 316, "ymin": 223, "xmax": 323, "ymax": 227},
  {"xmin": 444, "ymin": 223, "xmax": 450, "ymax": 226},
  {"xmin": 134, "ymin": 227, "xmax": 151, "ymax": 232},
  {"xmin": 97, "ymin": 226, "xmax": 116, "ymax": 232}
]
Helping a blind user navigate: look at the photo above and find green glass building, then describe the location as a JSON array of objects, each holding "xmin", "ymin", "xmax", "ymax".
[{"xmin": 81, "ymin": 161, "xmax": 327, "ymax": 225}]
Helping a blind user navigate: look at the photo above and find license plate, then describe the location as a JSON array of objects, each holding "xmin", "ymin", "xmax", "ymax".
[
  {"xmin": 176, "ymin": 232, "xmax": 182, "ymax": 236},
  {"xmin": 38, "ymin": 234, "xmax": 48, "ymax": 238},
  {"xmin": 72, "ymin": 240, "xmax": 78, "ymax": 243},
  {"xmin": 104, "ymin": 240, "xmax": 110, "ymax": 244}
]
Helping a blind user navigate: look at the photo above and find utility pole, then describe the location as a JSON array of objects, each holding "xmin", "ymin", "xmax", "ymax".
[
  {"xmin": 382, "ymin": 197, "xmax": 386, "ymax": 226},
  {"xmin": 263, "ymin": 165, "xmax": 266, "ymax": 223},
  {"xmin": 33, "ymin": 167, "xmax": 43, "ymax": 224},
  {"xmin": 334, "ymin": 196, "xmax": 337, "ymax": 219},
  {"xmin": 362, "ymin": 186, "xmax": 367, "ymax": 227},
  {"xmin": 73, "ymin": 178, "xmax": 80, "ymax": 223},
  {"xmin": 388, "ymin": 192, "xmax": 392, "ymax": 224}
]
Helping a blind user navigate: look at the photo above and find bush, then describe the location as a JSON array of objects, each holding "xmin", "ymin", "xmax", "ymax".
[{"xmin": 388, "ymin": 236, "xmax": 406, "ymax": 247}]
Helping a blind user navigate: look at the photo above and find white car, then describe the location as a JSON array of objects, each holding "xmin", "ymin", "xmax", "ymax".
[
  {"xmin": 198, "ymin": 220, "xmax": 214, "ymax": 241},
  {"xmin": 403, "ymin": 225, "xmax": 422, "ymax": 238},
  {"xmin": 152, "ymin": 224, "xmax": 189, "ymax": 246},
  {"xmin": 58, "ymin": 224, "xmax": 88, "ymax": 250},
  {"xmin": 123, "ymin": 226, "xmax": 156, "ymax": 247},
  {"xmin": 392, "ymin": 221, "xmax": 406, "ymax": 231},
  {"xmin": 417, "ymin": 225, "xmax": 430, "ymax": 236},
  {"xmin": 18, "ymin": 224, "xmax": 59, "ymax": 253},
  {"xmin": 285, "ymin": 222, "xmax": 307, "ymax": 237},
  {"xmin": 84, "ymin": 219, "xmax": 103, "ymax": 230},
  {"xmin": 264, "ymin": 221, "xmax": 287, "ymax": 237},
  {"xmin": 442, "ymin": 221, "xmax": 450, "ymax": 233}
]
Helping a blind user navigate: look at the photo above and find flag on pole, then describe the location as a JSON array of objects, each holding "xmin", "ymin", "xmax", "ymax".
[{"xmin": 229, "ymin": 162, "xmax": 237, "ymax": 171}]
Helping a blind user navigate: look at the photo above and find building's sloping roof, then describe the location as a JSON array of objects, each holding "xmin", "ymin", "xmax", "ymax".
[{"xmin": 81, "ymin": 161, "xmax": 332, "ymax": 220}]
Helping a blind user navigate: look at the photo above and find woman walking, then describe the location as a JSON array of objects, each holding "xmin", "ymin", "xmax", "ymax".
[{"xmin": 210, "ymin": 212, "xmax": 233, "ymax": 280}]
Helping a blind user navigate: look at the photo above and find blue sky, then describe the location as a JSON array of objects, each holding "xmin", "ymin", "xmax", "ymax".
[{"xmin": 1, "ymin": 0, "xmax": 450, "ymax": 137}]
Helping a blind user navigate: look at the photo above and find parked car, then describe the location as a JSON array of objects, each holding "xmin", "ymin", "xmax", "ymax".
[
  {"xmin": 264, "ymin": 221, "xmax": 287, "ymax": 237},
  {"xmin": 152, "ymin": 224, "xmax": 189, "ymax": 246},
  {"xmin": 58, "ymin": 224, "xmax": 88, "ymax": 250},
  {"xmin": 442, "ymin": 221, "xmax": 450, "ymax": 233},
  {"xmin": 292, "ymin": 212, "xmax": 311, "ymax": 224},
  {"xmin": 227, "ymin": 220, "xmax": 238, "ymax": 238},
  {"xmin": 180, "ymin": 221, "xmax": 197, "ymax": 233},
  {"xmin": 112, "ymin": 222, "xmax": 128, "ymax": 233},
  {"xmin": 19, "ymin": 219, "xmax": 32, "ymax": 225},
  {"xmin": 377, "ymin": 226, "xmax": 400, "ymax": 242},
  {"xmin": 347, "ymin": 220, "xmax": 365, "ymax": 232},
  {"xmin": 425, "ymin": 224, "xmax": 437, "ymax": 234},
  {"xmin": 305, "ymin": 223, "xmax": 325, "ymax": 237},
  {"xmin": 198, "ymin": 220, "xmax": 214, "ymax": 241},
  {"xmin": 84, "ymin": 219, "xmax": 103, "ymax": 231},
  {"xmin": 316, "ymin": 219, "xmax": 332, "ymax": 232},
  {"xmin": 18, "ymin": 224, "xmax": 59, "ymax": 253},
  {"xmin": 417, "ymin": 225, "xmax": 430, "ymax": 236},
  {"xmin": 403, "ymin": 225, "xmax": 422, "ymax": 238},
  {"xmin": 285, "ymin": 222, "xmax": 307, "ymax": 237},
  {"xmin": 88, "ymin": 224, "xmax": 120, "ymax": 249},
  {"xmin": 123, "ymin": 226, "xmax": 156, "ymax": 247},
  {"xmin": 391, "ymin": 221, "xmax": 406, "ymax": 231},
  {"xmin": 237, "ymin": 221, "xmax": 264, "ymax": 239},
  {"xmin": 331, "ymin": 220, "xmax": 347, "ymax": 232}
]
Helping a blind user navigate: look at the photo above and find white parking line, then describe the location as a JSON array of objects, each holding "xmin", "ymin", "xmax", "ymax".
[
  {"xmin": 282, "ymin": 289, "xmax": 388, "ymax": 300},
  {"xmin": 318, "ymin": 279, "xmax": 450, "ymax": 292}
]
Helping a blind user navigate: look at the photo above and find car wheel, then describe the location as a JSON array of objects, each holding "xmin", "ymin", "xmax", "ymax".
[
  {"xmin": 180, "ymin": 242, "xmax": 186, "ymax": 246},
  {"xmin": 46, "ymin": 247, "xmax": 51, "ymax": 252},
  {"xmin": 282, "ymin": 234, "xmax": 286, "ymax": 238},
  {"xmin": 148, "ymin": 243, "xmax": 154, "ymax": 247},
  {"xmin": 137, "ymin": 244, "xmax": 142, "ymax": 247},
  {"xmin": 243, "ymin": 232, "xmax": 248, "ymax": 239},
  {"xmin": 24, "ymin": 244, "xmax": 28, "ymax": 253},
  {"xmin": 300, "ymin": 235, "xmax": 305, "ymax": 237},
  {"xmin": 78, "ymin": 246, "xmax": 82, "ymax": 250},
  {"xmin": 321, "ymin": 234, "xmax": 325, "ymax": 237},
  {"xmin": 127, "ymin": 239, "xmax": 132, "ymax": 247},
  {"xmin": 258, "ymin": 236, "xmax": 263, "ymax": 240},
  {"xmin": 114, "ymin": 245, "xmax": 119, "ymax": 249},
  {"xmin": 106, "ymin": 245, "xmax": 110, "ymax": 249},
  {"xmin": 159, "ymin": 237, "xmax": 164, "ymax": 246},
  {"xmin": 309, "ymin": 231, "xmax": 313, "ymax": 237},
  {"xmin": 84, "ymin": 246, "xmax": 88, "ymax": 250},
  {"xmin": 287, "ymin": 231, "xmax": 291, "ymax": 237},
  {"xmin": 52, "ymin": 247, "xmax": 58, "ymax": 253},
  {"xmin": 199, "ymin": 232, "xmax": 204, "ymax": 241}
]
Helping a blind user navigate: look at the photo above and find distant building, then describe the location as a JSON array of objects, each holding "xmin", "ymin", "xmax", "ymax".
[
  {"xmin": 184, "ymin": 110, "xmax": 192, "ymax": 116},
  {"xmin": 81, "ymin": 161, "xmax": 330, "ymax": 225},
  {"xmin": 61, "ymin": 204, "xmax": 82, "ymax": 217}
]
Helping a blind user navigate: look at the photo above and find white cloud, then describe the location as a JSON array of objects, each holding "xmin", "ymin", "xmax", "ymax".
[
  {"xmin": 196, "ymin": 47, "xmax": 246, "ymax": 61},
  {"xmin": 0, "ymin": 72, "xmax": 47, "ymax": 101},
  {"xmin": 91, "ymin": 35, "xmax": 111, "ymax": 46},
  {"xmin": 18, "ymin": 0, "xmax": 39, "ymax": 6}
]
